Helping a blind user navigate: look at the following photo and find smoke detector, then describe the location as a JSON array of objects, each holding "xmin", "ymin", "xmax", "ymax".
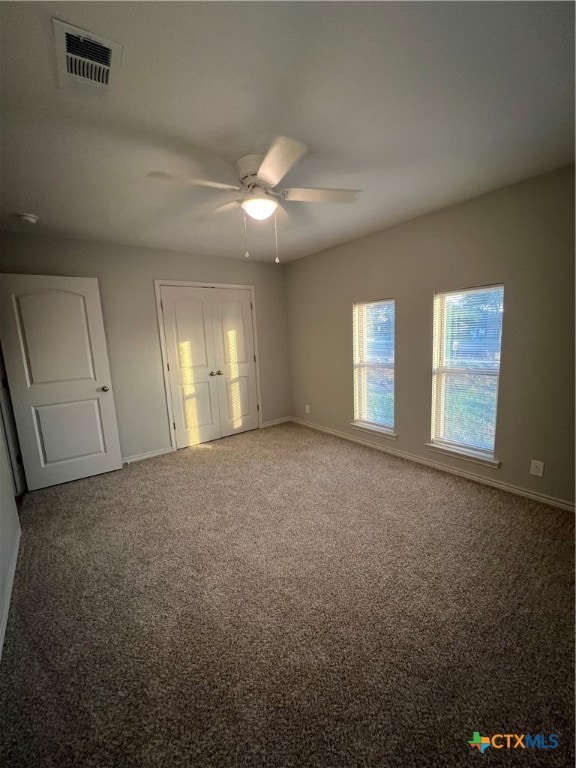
[{"xmin": 53, "ymin": 19, "xmax": 122, "ymax": 93}]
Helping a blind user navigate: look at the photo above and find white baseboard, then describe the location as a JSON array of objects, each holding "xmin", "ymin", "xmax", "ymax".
[
  {"xmin": 291, "ymin": 418, "xmax": 575, "ymax": 512},
  {"xmin": 0, "ymin": 525, "xmax": 21, "ymax": 662},
  {"xmin": 260, "ymin": 417, "xmax": 293, "ymax": 428},
  {"xmin": 122, "ymin": 447, "xmax": 174, "ymax": 465}
]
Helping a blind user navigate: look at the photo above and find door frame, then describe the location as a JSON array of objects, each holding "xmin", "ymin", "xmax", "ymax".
[
  {"xmin": 154, "ymin": 280, "xmax": 263, "ymax": 452},
  {"xmin": 0, "ymin": 348, "xmax": 26, "ymax": 495}
]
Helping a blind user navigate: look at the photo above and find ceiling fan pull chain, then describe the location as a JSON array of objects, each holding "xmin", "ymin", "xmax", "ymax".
[
  {"xmin": 274, "ymin": 211, "xmax": 280, "ymax": 264},
  {"xmin": 243, "ymin": 210, "xmax": 250, "ymax": 258}
]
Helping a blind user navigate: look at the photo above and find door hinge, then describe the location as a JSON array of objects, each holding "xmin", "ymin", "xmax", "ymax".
[
  {"xmin": 167, "ymin": 362, "xmax": 170, "ymax": 371},
  {"xmin": 173, "ymin": 421, "xmax": 176, "ymax": 430},
  {"xmin": 160, "ymin": 299, "xmax": 163, "ymax": 310},
  {"xmin": 16, "ymin": 453, "xmax": 23, "ymax": 466},
  {"xmin": 250, "ymin": 302, "xmax": 253, "ymax": 310},
  {"xmin": 253, "ymin": 354, "xmax": 256, "ymax": 362},
  {"xmin": 257, "ymin": 404, "xmax": 260, "ymax": 412}
]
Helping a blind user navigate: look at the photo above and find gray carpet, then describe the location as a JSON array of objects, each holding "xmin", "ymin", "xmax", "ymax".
[{"xmin": 0, "ymin": 423, "xmax": 573, "ymax": 767}]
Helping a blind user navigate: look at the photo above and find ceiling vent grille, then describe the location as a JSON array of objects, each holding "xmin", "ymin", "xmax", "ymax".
[
  {"xmin": 53, "ymin": 19, "xmax": 122, "ymax": 93},
  {"xmin": 66, "ymin": 33, "xmax": 111, "ymax": 84}
]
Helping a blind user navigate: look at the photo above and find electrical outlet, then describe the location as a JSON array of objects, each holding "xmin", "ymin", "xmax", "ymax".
[
  {"xmin": 530, "ymin": 460, "xmax": 544, "ymax": 477},
  {"xmin": 305, "ymin": 404, "xmax": 310, "ymax": 414}
]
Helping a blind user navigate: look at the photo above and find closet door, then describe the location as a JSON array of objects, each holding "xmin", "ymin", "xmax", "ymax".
[
  {"xmin": 160, "ymin": 285, "xmax": 259, "ymax": 448},
  {"xmin": 160, "ymin": 286, "xmax": 221, "ymax": 448},
  {"xmin": 211, "ymin": 289, "xmax": 259, "ymax": 437}
]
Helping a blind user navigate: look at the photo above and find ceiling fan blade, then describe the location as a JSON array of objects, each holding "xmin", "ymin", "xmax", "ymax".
[
  {"xmin": 282, "ymin": 187, "xmax": 360, "ymax": 203},
  {"xmin": 148, "ymin": 171, "xmax": 240, "ymax": 191},
  {"xmin": 257, "ymin": 136, "xmax": 307, "ymax": 187},
  {"xmin": 188, "ymin": 178, "xmax": 241, "ymax": 191},
  {"xmin": 213, "ymin": 200, "xmax": 242, "ymax": 214}
]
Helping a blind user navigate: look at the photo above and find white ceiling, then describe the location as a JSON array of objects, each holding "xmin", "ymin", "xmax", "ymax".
[{"xmin": 0, "ymin": 1, "xmax": 573, "ymax": 262}]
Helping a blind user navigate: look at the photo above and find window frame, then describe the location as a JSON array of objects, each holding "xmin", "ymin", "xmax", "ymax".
[
  {"xmin": 429, "ymin": 284, "xmax": 503, "ymax": 463},
  {"xmin": 352, "ymin": 298, "xmax": 396, "ymax": 437}
]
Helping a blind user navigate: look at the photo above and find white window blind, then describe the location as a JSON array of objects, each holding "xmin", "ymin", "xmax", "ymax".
[
  {"xmin": 431, "ymin": 285, "xmax": 504, "ymax": 455},
  {"xmin": 353, "ymin": 299, "xmax": 395, "ymax": 431}
]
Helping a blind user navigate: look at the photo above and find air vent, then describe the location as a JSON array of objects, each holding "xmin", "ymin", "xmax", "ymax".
[
  {"xmin": 53, "ymin": 19, "xmax": 122, "ymax": 93},
  {"xmin": 65, "ymin": 33, "xmax": 111, "ymax": 84}
]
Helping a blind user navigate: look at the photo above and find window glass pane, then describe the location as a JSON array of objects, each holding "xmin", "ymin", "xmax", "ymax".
[
  {"xmin": 443, "ymin": 287, "xmax": 503, "ymax": 370},
  {"xmin": 361, "ymin": 302, "xmax": 395, "ymax": 364},
  {"xmin": 353, "ymin": 299, "xmax": 395, "ymax": 430},
  {"xmin": 441, "ymin": 373, "xmax": 498, "ymax": 452},
  {"xmin": 356, "ymin": 366, "xmax": 394, "ymax": 427},
  {"xmin": 432, "ymin": 285, "xmax": 503, "ymax": 455}
]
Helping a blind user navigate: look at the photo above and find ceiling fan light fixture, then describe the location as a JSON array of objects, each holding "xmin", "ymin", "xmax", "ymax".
[{"xmin": 241, "ymin": 195, "xmax": 278, "ymax": 220}]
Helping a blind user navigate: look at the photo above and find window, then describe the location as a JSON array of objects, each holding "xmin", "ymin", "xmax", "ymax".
[
  {"xmin": 431, "ymin": 285, "xmax": 504, "ymax": 457},
  {"xmin": 353, "ymin": 299, "xmax": 395, "ymax": 432}
]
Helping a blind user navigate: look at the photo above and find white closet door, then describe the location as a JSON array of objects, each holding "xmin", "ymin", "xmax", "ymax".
[
  {"xmin": 160, "ymin": 286, "xmax": 221, "ymax": 447},
  {"xmin": 211, "ymin": 289, "xmax": 259, "ymax": 437},
  {"xmin": 0, "ymin": 274, "xmax": 122, "ymax": 490},
  {"xmin": 160, "ymin": 285, "xmax": 259, "ymax": 448}
]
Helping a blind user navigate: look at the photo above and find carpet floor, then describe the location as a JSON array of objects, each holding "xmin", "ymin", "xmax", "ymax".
[{"xmin": 0, "ymin": 423, "xmax": 573, "ymax": 767}]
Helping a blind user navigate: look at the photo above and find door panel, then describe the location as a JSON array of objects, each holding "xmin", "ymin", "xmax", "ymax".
[
  {"xmin": 161, "ymin": 287, "xmax": 221, "ymax": 448},
  {"xmin": 175, "ymin": 298, "xmax": 209, "ymax": 369},
  {"xmin": 225, "ymin": 376, "xmax": 250, "ymax": 420},
  {"xmin": 220, "ymin": 300, "xmax": 246, "ymax": 363},
  {"xmin": 0, "ymin": 275, "xmax": 122, "ymax": 490},
  {"xmin": 17, "ymin": 291, "xmax": 95, "ymax": 383},
  {"xmin": 181, "ymin": 382, "xmax": 215, "ymax": 429},
  {"xmin": 212, "ymin": 289, "xmax": 259, "ymax": 438},
  {"xmin": 34, "ymin": 399, "xmax": 105, "ymax": 463},
  {"xmin": 161, "ymin": 285, "xmax": 259, "ymax": 447}
]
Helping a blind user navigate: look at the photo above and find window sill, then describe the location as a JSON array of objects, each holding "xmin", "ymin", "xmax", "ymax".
[
  {"xmin": 351, "ymin": 421, "xmax": 397, "ymax": 440},
  {"xmin": 425, "ymin": 442, "xmax": 500, "ymax": 469}
]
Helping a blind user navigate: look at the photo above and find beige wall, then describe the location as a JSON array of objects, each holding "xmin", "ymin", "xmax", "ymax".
[
  {"xmin": 0, "ymin": 234, "xmax": 291, "ymax": 459},
  {"xmin": 286, "ymin": 166, "xmax": 575, "ymax": 505}
]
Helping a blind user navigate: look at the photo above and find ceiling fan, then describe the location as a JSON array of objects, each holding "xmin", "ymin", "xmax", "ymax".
[{"xmin": 149, "ymin": 136, "xmax": 360, "ymax": 220}]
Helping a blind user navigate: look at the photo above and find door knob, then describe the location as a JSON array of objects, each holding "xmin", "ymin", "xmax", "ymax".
[
  {"xmin": 216, "ymin": 370, "xmax": 223, "ymax": 376},
  {"xmin": 209, "ymin": 371, "xmax": 217, "ymax": 376},
  {"xmin": 101, "ymin": 385, "xmax": 110, "ymax": 392}
]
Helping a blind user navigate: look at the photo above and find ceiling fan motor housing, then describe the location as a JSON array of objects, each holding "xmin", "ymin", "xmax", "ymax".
[{"xmin": 236, "ymin": 154, "xmax": 265, "ymax": 188}]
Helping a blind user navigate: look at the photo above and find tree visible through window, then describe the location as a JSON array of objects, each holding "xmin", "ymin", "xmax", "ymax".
[
  {"xmin": 353, "ymin": 299, "xmax": 395, "ymax": 431},
  {"xmin": 431, "ymin": 285, "xmax": 504, "ymax": 454}
]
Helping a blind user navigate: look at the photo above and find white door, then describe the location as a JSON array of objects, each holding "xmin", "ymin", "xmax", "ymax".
[
  {"xmin": 161, "ymin": 286, "xmax": 222, "ymax": 448},
  {"xmin": 0, "ymin": 274, "xmax": 122, "ymax": 490},
  {"xmin": 160, "ymin": 285, "xmax": 259, "ymax": 448},
  {"xmin": 211, "ymin": 288, "xmax": 259, "ymax": 438}
]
